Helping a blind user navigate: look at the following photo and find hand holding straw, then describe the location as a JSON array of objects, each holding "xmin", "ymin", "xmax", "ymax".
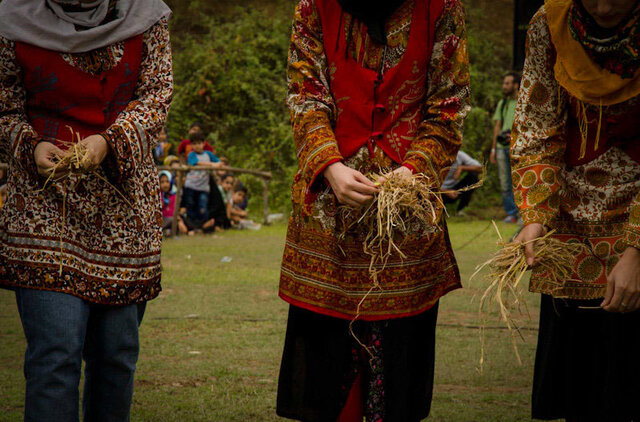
[
  {"xmin": 34, "ymin": 127, "xmax": 134, "ymax": 276},
  {"xmin": 338, "ymin": 168, "xmax": 485, "ymax": 357},
  {"xmin": 323, "ymin": 162, "xmax": 379, "ymax": 208},
  {"xmin": 473, "ymin": 222, "xmax": 582, "ymax": 370}
]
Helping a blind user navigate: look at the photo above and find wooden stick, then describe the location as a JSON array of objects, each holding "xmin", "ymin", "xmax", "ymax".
[
  {"xmin": 157, "ymin": 165, "xmax": 272, "ymax": 180},
  {"xmin": 171, "ymin": 168, "xmax": 185, "ymax": 238},
  {"xmin": 262, "ymin": 178, "xmax": 270, "ymax": 226},
  {"xmin": 2, "ymin": 163, "xmax": 271, "ymax": 178}
]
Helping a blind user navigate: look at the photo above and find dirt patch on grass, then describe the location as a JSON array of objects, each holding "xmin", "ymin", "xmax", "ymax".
[
  {"xmin": 136, "ymin": 377, "xmax": 210, "ymax": 388},
  {"xmin": 436, "ymin": 383, "xmax": 529, "ymax": 395}
]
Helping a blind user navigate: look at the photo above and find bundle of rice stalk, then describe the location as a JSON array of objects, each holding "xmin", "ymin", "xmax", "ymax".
[
  {"xmin": 341, "ymin": 168, "xmax": 484, "ymax": 274},
  {"xmin": 42, "ymin": 128, "xmax": 132, "ymax": 205},
  {"xmin": 340, "ymin": 169, "xmax": 484, "ymax": 355},
  {"xmin": 40, "ymin": 127, "xmax": 133, "ymax": 275},
  {"xmin": 339, "ymin": 171, "xmax": 443, "ymax": 354},
  {"xmin": 40, "ymin": 141, "xmax": 88, "ymax": 188},
  {"xmin": 340, "ymin": 171, "xmax": 443, "ymax": 272},
  {"xmin": 472, "ymin": 221, "xmax": 581, "ymax": 369}
]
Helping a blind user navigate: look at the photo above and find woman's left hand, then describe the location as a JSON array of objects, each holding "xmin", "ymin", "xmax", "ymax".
[
  {"xmin": 80, "ymin": 135, "xmax": 109, "ymax": 172},
  {"xmin": 602, "ymin": 246, "xmax": 640, "ymax": 313}
]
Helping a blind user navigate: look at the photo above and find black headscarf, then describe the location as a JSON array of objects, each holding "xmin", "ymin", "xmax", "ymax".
[{"xmin": 337, "ymin": 0, "xmax": 408, "ymax": 45}]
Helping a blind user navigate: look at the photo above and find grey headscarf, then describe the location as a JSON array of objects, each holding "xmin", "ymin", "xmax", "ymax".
[{"xmin": 0, "ymin": 0, "xmax": 172, "ymax": 53}]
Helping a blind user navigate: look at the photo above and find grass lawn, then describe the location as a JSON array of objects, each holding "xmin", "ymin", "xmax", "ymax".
[{"xmin": 0, "ymin": 220, "xmax": 547, "ymax": 421}]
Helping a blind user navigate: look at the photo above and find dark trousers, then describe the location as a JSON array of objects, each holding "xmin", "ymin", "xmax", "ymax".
[
  {"xmin": 442, "ymin": 172, "xmax": 478, "ymax": 212},
  {"xmin": 15, "ymin": 288, "xmax": 146, "ymax": 422},
  {"xmin": 533, "ymin": 295, "xmax": 640, "ymax": 422},
  {"xmin": 182, "ymin": 187, "xmax": 210, "ymax": 224}
]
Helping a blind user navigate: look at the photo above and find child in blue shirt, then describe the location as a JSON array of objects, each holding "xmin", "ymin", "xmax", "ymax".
[{"xmin": 183, "ymin": 132, "xmax": 221, "ymax": 225}]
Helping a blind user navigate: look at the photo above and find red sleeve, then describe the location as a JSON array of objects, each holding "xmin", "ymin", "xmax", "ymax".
[{"xmin": 177, "ymin": 139, "xmax": 189, "ymax": 154}]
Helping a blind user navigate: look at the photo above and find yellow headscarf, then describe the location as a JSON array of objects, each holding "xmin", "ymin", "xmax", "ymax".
[{"xmin": 546, "ymin": 0, "xmax": 640, "ymax": 107}]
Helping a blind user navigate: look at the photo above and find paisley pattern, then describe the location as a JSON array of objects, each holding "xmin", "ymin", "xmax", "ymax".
[
  {"xmin": 512, "ymin": 8, "xmax": 640, "ymax": 299},
  {"xmin": 0, "ymin": 18, "xmax": 173, "ymax": 305}
]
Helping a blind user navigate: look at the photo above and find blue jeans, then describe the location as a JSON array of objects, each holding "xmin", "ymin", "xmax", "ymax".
[
  {"xmin": 496, "ymin": 145, "xmax": 519, "ymax": 218},
  {"xmin": 182, "ymin": 187, "xmax": 210, "ymax": 223},
  {"xmin": 15, "ymin": 289, "xmax": 146, "ymax": 422}
]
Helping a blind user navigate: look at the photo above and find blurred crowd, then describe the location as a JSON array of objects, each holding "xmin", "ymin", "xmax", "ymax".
[{"xmin": 157, "ymin": 123, "xmax": 260, "ymax": 236}]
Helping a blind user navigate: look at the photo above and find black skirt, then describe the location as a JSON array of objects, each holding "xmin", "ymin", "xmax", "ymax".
[
  {"xmin": 276, "ymin": 303, "xmax": 439, "ymax": 422},
  {"xmin": 533, "ymin": 295, "xmax": 640, "ymax": 422}
]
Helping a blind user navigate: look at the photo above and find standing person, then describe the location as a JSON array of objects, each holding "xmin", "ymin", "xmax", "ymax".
[
  {"xmin": 0, "ymin": 0, "xmax": 172, "ymax": 420},
  {"xmin": 441, "ymin": 150, "xmax": 483, "ymax": 215},
  {"xmin": 490, "ymin": 71, "xmax": 521, "ymax": 224},
  {"xmin": 183, "ymin": 132, "xmax": 221, "ymax": 226},
  {"xmin": 277, "ymin": 0, "xmax": 470, "ymax": 420},
  {"xmin": 177, "ymin": 122, "xmax": 215, "ymax": 162},
  {"xmin": 154, "ymin": 126, "xmax": 171, "ymax": 165},
  {"xmin": 512, "ymin": 0, "xmax": 640, "ymax": 420}
]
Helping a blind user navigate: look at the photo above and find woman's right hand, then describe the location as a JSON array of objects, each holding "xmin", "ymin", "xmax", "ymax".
[
  {"xmin": 34, "ymin": 142, "xmax": 67, "ymax": 178},
  {"xmin": 323, "ymin": 162, "xmax": 378, "ymax": 207},
  {"xmin": 513, "ymin": 223, "xmax": 547, "ymax": 267}
]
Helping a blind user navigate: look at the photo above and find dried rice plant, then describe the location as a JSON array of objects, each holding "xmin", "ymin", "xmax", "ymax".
[
  {"xmin": 40, "ymin": 141, "xmax": 88, "ymax": 189},
  {"xmin": 341, "ymin": 172, "xmax": 443, "ymax": 268},
  {"xmin": 340, "ymin": 169, "xmax": 484, "ymax": 356},
  {"xmin": 472, "ymin": 222, "xmax": 581, "ymax": 370},
  {"xmin": 39, "ymin": 127, "xmax": 133, "ymax": 274}
]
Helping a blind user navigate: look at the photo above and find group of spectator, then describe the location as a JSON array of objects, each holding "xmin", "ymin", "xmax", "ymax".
[{"xmin": 158, "ymin": 123, "xmax": 260, "ymax": 236}]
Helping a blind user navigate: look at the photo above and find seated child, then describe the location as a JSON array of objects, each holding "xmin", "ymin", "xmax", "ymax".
[
  {"xmin": 234, "ymin": 180, "xmax": 249, "ymax": 210},
  {"xmin": 216, "ymin": 157, "xmax": 230, "ymax": 180},
  {"xmin": 218, "ymin": 173, "xmax": 234, "ymax": 205},
  {"xmin": 163, "ymin": 155, "xmax": 184, "ymax": 188},
  {"xmin": 183, "ymin": 132, "xmax": 221, "ymax": 225},
  {"xmin": 229, "ymin": 184, "xmax": 261, "ymax": 230},
  {"xmin": 159, "ymin": 171, "xmax": 187, "ymax": 236}
]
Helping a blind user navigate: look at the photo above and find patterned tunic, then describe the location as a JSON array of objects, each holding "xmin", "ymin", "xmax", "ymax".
[
  {"xmin": 280, "ymin": 0, "xmax": 470, "ymax": 319},
  {"xmin": 512, "ymin": 7, "xmax": 640, "ymax": 299},
  {"xmin": 0, "ymin": 17, "xmax": 173, "ymax": 305}
]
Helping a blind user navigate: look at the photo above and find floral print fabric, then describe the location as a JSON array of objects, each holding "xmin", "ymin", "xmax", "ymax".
[
  {"xmin": 280, "ymin": 0, "xmax": 470, "ymax": 319},
  {"xmin": 0, "ymin": 18, "xmax": 173, "ymax": 305},
  {"xmin": 286, "ymin": 0, "xmax": 471, "ymax": 213},
  {"xmin": 512, "ymin": 7, "xmax": 640, "ymax": 299}
]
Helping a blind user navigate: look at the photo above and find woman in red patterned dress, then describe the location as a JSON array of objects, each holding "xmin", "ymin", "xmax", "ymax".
[
  {"xmin": 0, "ymin": 1, "xmax": 172, "ymax": 419},
  {"xmin": 277, "ymin": 0, "xmax": 470, "ymax": 420}
]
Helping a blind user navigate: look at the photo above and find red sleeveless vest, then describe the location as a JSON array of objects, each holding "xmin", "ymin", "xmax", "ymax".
[
  {"xmin": 316, "ymin": 0, "xmax": 444, "ymax": 163},
  {"xmin": 15, "ymin": 36, "xmax": 143, "ymax": 146},
  {"xmin": 565, "ymin": 98, "xmax": 640, "ymax": 166}
]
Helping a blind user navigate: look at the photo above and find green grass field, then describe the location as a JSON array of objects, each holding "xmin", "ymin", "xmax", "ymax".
[{"xmin": 0, "ymin": 220, "xmax": 549, "ymax": 421}]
